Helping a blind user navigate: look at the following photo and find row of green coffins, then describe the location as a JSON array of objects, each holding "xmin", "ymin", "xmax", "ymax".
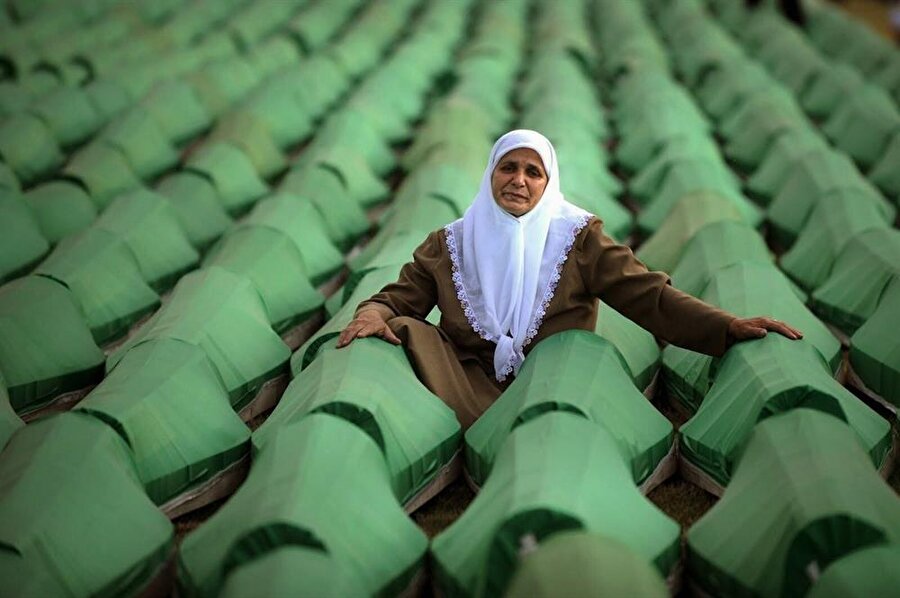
[
  {"xmin": 0, "ymin": 0, "xmax": 478, "ymax": 594},
  {"xmin": 646, "ymin": 0, "xmax": 900, "ymax": 409},
  {"xmin": 697, "ymin": 2, "xmax": 900, "ymax": 203},
  {"xmin": 0, "ymin": 0, "xmax": 457, "ymax": 412}
]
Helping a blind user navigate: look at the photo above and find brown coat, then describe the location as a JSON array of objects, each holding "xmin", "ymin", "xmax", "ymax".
[{"xmin": 356, "ymin": 218, "xmax": 736, "ymax": 427}]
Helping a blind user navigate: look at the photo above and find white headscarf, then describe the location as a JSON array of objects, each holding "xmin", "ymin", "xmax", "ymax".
[{"xmin": 445, "ymin": 130, "xmax": 592, "ymax": 381}]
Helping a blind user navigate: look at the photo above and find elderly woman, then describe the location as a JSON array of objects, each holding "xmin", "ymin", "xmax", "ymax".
[{"xmin": 337, "ymin": 130, "xmax": 802, "ymax": 429}]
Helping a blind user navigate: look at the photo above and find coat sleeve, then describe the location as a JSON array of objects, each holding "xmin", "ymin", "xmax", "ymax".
[
  {"xmin": 576, "ymin": 219, "xmax": 736, "ymax": 357},
  {"xmin": 354, "ymin": 231, "xmax": 441, "ymax": 321}
]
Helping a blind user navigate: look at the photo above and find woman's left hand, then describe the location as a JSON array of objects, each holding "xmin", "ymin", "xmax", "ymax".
[{"xmin": 728, "ymin": 317, "xmax": 803, "ymax": 341}]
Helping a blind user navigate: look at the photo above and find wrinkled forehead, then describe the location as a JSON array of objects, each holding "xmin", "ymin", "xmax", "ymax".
[{"xmin": 493, "ymin": 147, "xmax": 546, "ymax": 171}]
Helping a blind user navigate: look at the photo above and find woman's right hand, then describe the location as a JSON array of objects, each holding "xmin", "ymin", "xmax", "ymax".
[{"xmin": 336, "ymin": 310, "xmax": 402, "ymax": 348}]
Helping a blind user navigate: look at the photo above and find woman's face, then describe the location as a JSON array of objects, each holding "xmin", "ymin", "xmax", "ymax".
[{"xmin": 491, "ymin": 148, "xmax": 548, "ymax": 217}]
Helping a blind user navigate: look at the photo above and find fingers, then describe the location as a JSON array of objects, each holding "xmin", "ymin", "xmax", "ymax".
[
  {"xmin": 761, "ymin": 318, "xmax": 803, "ymax": 340},
  {"xmin": 336, "ymin": 319, "xmax": 402, "ymax": 348}
]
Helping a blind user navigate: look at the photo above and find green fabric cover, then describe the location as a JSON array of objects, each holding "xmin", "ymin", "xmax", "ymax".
[
  {"xmin": 688, "ymin": 409, "xmax": 900, "ymax": 597},
  {"xmin": 241, "ymin": 80, "xmax": 314, "ymax": 150},
  {"xmin": 766, "ymin": 152, "xmax": 895, "ymax": 245},
  {"xmin": 0, "ymin": 412, "xmax": 174, "ymax": 598},
  {"xmin": 23, "ymin": 181, "xmax": 98, "ymax": 244},
  {"xmin": 868, "ymin": 132, "xmax": 900, "ymax": 203},
  {"xmin": 108, "ymin": 267, "xmax": 290, "ymax": 410},
  {"xmin": 802, "ymin": 64, "xmax": 864, "ymax": 120},
  {"xmin": 307, "ymin": 146, "xmax": 390, "ymax": 208},
  {"xmin": 664, "ymin": 261, "xmax": 842, "ymax": 411},
  {"xmin": 821, "ymin": 85, "xmax": 900, "ymax": 171},
  {"xmin": 255, "ymin": 337, "xmax": 460, "ymax": 504},
  {"xmin": 0, "ymin": 193, "xmax": 49, "ymax": 283},
  {"xmin": 155, "ymin": 172, "xmax": 233, "ymax": 251},
  {"xmin": 0, "ymin": 374, "xmax": 23, "ymax": 450},
  {"xmin": 140, "ymin": 80, "xmax": 212, "ymax": 144},
  {"xmin": 245, "ymin": 36, "xmax": 301, "ymax": 77},
  {"xmin": 636, "ymin": 166, "xmax": 760, "ymax": 236},
  {"xmin": 312, "ymin": 110, "xmax": 396, "ymax": 176},
  {"xmin": 220, "ymin": 548, "xmax": 367, "ymax": 598},
  {"xmin": 62, "ymin": 143, "xmax": 144, "ymax": 211},
  {"xmin": 35, "ymin": 228, "xmax": 160, "ymax": 345},
  {"xmin": 504, "ymin": 532, "xmax": 668, "ymax": 598},
  {"xmin": 670, "ymin": 220, "xmax": 774, "ymax": 297},
  {"xmin": 187, "ymin": 57, "xmax": 262, "ymax": 117},
  {"xmin": 279, "ymin": 165, "xmax": 370, "ymax": 248},
  {"xmin": 178, "ymin": 413, "xmax": 427, "ymax": 598},
  {"xmin": 781, "ymin": 200, "xmax": 888, "ymax": 292},
  {"xmin": 203, "ymin": 226, "xmax": 323, "ymax": 332},
  {"xmin": 208, "ymin": 111, "xmax": 286, "ymax": 179},
  {"xmin": 723, "ymin": 108, "xmax": 807, "ymax": 172},
  {"xmin": 465, "ymin": 331, "xmax": 671, "ymax": 487},
  {"xmin": 326, "ymin": 264, "xmax": 404, "ymax": 319},
  {"xmin": 807, "ymin": 545, "xmax": 900, "ymax": 598},
  {"xmin": 433, "ymin": 412, "xmax": 680, "ymax": 597},
  {"xmin": 849, "ymin": 278, "xmax": 900, "ymax": 406},
  {"xmin": 594, "ymin": 301, "xmax": 661, "ymax": 390},
  {"xmin": 185, "ymin": 142, "xmax": 268, "ymax": 216},
  {"xmin": 95, "ymin": 188, "xmax": 199, "ymax": 291},
  {"xmin": 241, "ymin": 192, "xmax": 344, "ymax": 285},
  {"xmin": 811, "ymin": 228, "xmax": 900, "ymax": 334},
  {"xmin": 0, "ymin": 113, "xmax": 63, "ymax": 185},
  {"xmin": 77, "ymin": 338, "xmax": 249, "ymax": 504},
  {"xmin": 630, "ymin": 138, "xmax": 726, "ymax": 205},
  {"xmin": 99, "ymin": 107, "xmax": 180, "ymax": 180},
  {"xmin": 0, "ymin": 276, "xmax": 104, "ymax": 414},
  {"xmin": 29, "ymin": 86, "xmax": 102, "ymax": 147},
  {"xmin": 636, "ymin": 192, "xmax": 743, "ymax": 273},
  {"xmin": 0, "ymin": 162, "xmax": 18, "ymax": 193},
  {"xmin": 745, "ymin": 129, "xmax": 829, "ymax": 204},
  {"xmin": 680, "ymin": 335, "xmax": 891, "ymax": 486},
  {"xmin": 84, "ymin": 78, "xmax": 135, "ymax": 122}
]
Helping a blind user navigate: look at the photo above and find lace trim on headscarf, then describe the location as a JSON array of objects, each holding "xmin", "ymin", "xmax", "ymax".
[
  {"xmin": 446, "ymin": 213, "xmax": 593, "ymax": 381},
  {"xmin": 445, "ymin": 224, "xmax": 496, "ymax": 343}
]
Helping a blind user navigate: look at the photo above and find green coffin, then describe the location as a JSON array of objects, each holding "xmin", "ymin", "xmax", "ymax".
[
  {"xmin": 203, "ymin": 226, "xmax": 323, "ymax": 332},
  {"xmin": 745, "ymin": 129, "xmax": 829, "ymax": 204},
  {"xmin": 23, "ymin": 181, "xmax": 98, "ymax": 244},
  {"xmin": 849, "ymin": 278, "xmax": 900, "ymax": 406},
  {"xmin": 140, "ymin": 80, "xmax": 212, "ymax": 145},
  {"xmin": 77, "ymin": 338, "xmax": 249, "ymax": 505},
  {"xmin": 278, "ymin": 164, "xmax": 370, "ymax": 248},
  {"xmin": 663, "ymin": 261, "xmax": 842, "ymax": 411},
  {"xmin": 868, "ymin": 132, "xmax": 900, "ymax": 203},
  {"xmin": 29, "ymin": 85, "xmax": 102, "ymax": 147},
  {"xmin": 594, "ymin": 300, "xmax": 661, "ymax": 391},
  {"xmin": 821, "ymin": 85, "xmax": 900, "ymax": 171},
  {"xmin": 220, "ymin": 548, "xmax": 367, "ymax": 598},
  {"xmin": 185, "ymin": 141, "xmax": 268, "ymax": 216},
  {"xmin": 63, "ymin": 143, "xmax": 144, "ymax": 210},
  {"xmin": 255, "ymin": 337, "xmax": 460, "ymax": 504},
  {"xmin": 240, "ymin": 79, "xmax": 314, "ymax": 150},
  {"xmin": 636, "ymin": 192, "xmax": 743, "ymax": 273},
  {"xmin": 305, "ymin": 145, "xmax": 390, "ymax": 208},
  {"xmin": 178, "ymin": 413, "xmax": 427, "ymax": 598},
  {"xmin": 241, "ymin": 192, "xmax": 344, "ymax": 285},
  {"xmin": 810, "ymin": 228, "xmax": 900, "ymax": 335},
  {"xmin": 208, "ymin": 111, "xmax": 286, "ymax": 179},
  {"xmin": 807, "ymin": 545, "xmax": 900, "ymax": 598},
  {"xmin": 35, "ymin": 228, "xmax": 160, "ymax": 345},
  {"xmin": 688, "ymin": 409, "xmax": 900, "ymax": 597},
  {"xmin": 465, "ymin": 331, "xmax": 672, "ymax": 487},
  {"xmin": 680, "ymin": 335, "xmax": 891, "ymax": 487},
  {"xmin": 630, "ymin": 138, "xmax": 725, "ymax": 205},
  {"xmin": 0, "ymin": 162, "xmax": 18, "ymax": 193},
  {"xmin": 99, "ymin": 106, "xmax": 180, "ymax": 181},
  {"xmin": 155, "ymin": 171, "xmax": 233, "ymax": 251},
  {"xmin": 0, "ymin": 113, "xmax": 63, "ymax": 185},
  {"xmin": 108, "ymin": 267, "xmax": 290, "ymax": 410},
  {"xmin": 780, "ymin": 200, "xmax": 888, "ymax": 292},
  {"xmin": 505, "ymin": 532, "xmax": 668, "ymax": 598},
  {"xmin": 0, "ymin": 276, "xmax": 104, "ymax": 414},
  {"xmin": 312, "ymin": 110, "xmax": 396, "ymax": 176},
  {"xmin": 433, "ymin": 412, "xmax": 680, "ymax": 598},
  {"xmin": 0, "ymin": 412, "xmax": 173, "ymax": 597},
  {"xmin": 0, "ymin": 192, "xmax": 49, "ymax": 283},
  {"xmin": 95, "ymin": 188, "xmax": 199, "ymax": 291},
  {"xmin": 670, "ymin": 220, "xmax": 774, "ymax": 297}
]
